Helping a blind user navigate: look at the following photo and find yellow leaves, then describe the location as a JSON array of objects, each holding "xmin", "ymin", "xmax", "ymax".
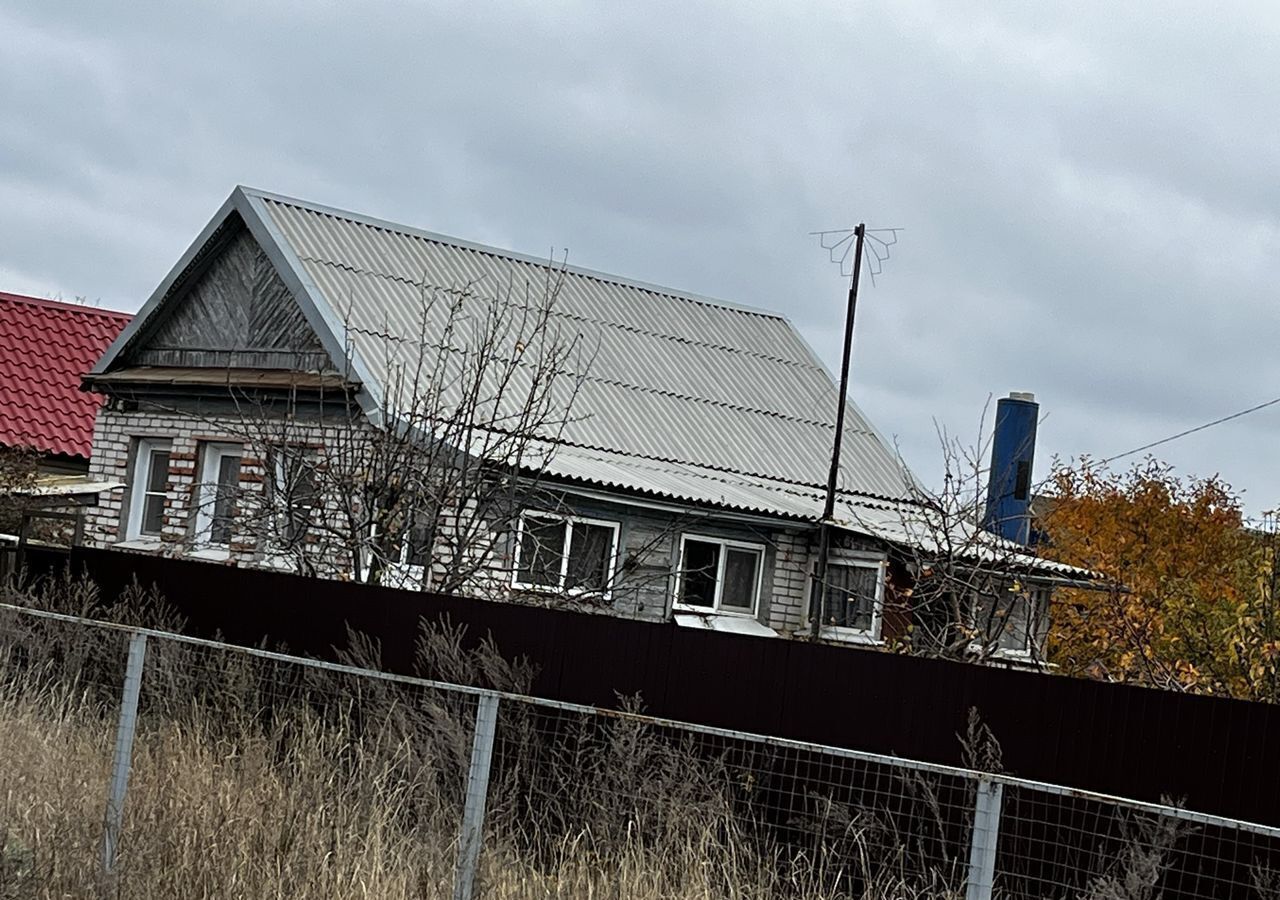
[{"xmin": 1042, "ymin": 457, "xmax": 1276, "ymax": 700}]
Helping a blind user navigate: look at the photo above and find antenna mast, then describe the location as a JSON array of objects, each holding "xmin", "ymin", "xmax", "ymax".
[{"xmin": 808, "ymin": 223, "xmax": 901, "ymax": 639}]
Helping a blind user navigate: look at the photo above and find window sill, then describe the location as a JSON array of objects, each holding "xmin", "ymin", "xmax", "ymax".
[
  {"xmin": 511, "ymin": 581, "xmax": 614, "ymax": 604},
  {"xmin": 988, "ymin": 650, "xmax": 1046, "ymax": 667},
  {"xmin": 672, "ymin": 604, "xmax": 758, "ymax": 619},
  {"xmin": 115, "ymin": 538, "xmax": 165, "ymax": 551},
  {"xmin": 820, "ymin": 628, "xmax": 884, "ymax": 647},
  {"xmin": 188, "ymin": 547, "xmax": 232, "ymax": 562},
  {"xmin": 257, "ymin": 553, "xmax": 299, "ymax": 572},
  {"xmin": 674, "ymin": 612, "xmax": 777, "ymax": 638}
]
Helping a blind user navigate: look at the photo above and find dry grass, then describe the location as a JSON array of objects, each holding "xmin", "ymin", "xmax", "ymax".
[
  {"xmin": 0, "ymin": 598, "xmax": 969, "ymax": 900},
  {"xmin": 0, "ymin": 575, "xmax": 1217, "ymax": 899}
]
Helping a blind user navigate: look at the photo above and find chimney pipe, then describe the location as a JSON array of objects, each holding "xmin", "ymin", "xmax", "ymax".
[{"xmin": 983, "ymin": 392, "xmax": 1039, "ymax": 545}]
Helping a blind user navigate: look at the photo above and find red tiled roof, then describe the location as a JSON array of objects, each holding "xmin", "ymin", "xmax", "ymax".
[{"xmin": 0, "ymin": 292, "xmax": 132, "ymax": 460}]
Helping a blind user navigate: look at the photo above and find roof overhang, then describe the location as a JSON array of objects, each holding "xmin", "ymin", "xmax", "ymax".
[{"xmin": 84, "ymin": 366, "xmax": 359, "ymax": 392}]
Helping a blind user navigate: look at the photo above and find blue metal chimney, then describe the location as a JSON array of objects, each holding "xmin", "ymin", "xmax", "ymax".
[{"xmin": 983, "ymin": 391, "xmax": 1039, "ymax": 545}]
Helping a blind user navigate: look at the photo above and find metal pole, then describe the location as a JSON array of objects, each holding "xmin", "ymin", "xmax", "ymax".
[
  {"xmin": 454, "ymin": 693, "xmax": 500, "ymax": 900},
  {"xmin": 811, "ymin": 223, "xmax": 866, "ymax": 638},
  {"xmin": 102, "ymin": 631, "xmax": 148, "ymax": 877},
  {"xmin": 965, "ymin": 778, "xmax": 1004, "ymax": 900}
]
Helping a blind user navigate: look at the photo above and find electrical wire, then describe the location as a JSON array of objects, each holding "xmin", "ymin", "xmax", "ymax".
[{"xmin": 1100, "ymin": 395, "xmax": 1280, "ymax": 465}]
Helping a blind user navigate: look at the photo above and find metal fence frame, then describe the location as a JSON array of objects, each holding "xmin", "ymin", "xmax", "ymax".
[{"xmin": 3, "ymin": 600, "xmax": 1278, "ymax": 899}]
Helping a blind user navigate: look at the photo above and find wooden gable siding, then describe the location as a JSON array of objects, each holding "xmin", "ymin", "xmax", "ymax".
[{"xmin": 126, "ymin": 226, "xmax": 331, "ymax": 372}]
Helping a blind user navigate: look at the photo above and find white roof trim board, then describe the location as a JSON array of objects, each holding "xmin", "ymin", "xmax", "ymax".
[{"xmin": 95, "ymin": 187, "xmax": 1087, "ymax": 578}]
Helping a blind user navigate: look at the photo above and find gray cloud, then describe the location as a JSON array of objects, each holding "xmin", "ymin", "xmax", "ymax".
[{"xmin": 3, "ymin": 0, "xmax": 1278, "ymax": 511}]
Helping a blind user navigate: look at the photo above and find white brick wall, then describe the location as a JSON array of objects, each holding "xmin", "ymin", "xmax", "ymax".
[
  {"xmin": 88, "ymin": 406, "xmax": 836, "ymax": 632},
  {"xmin": 767, "ymin": 529, "xmax": 813, "ymax": 634}
]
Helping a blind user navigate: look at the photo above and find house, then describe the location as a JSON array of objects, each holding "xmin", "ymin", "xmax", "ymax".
[
  {"xmin": 0, "ymin": 292, "xmax": 131, "ymax": 554},
  {"xmin": 80, "ymin": 187, "xmax": 1079, "ymax": 659},
  {"xmin": 0, "ymin": 292, "xmax": 132, "ymax": 474}
]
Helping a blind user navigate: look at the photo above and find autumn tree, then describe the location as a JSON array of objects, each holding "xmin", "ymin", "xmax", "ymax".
[{"xmin": 1040, "ymin": 457, "xmax": 1280, "ymax": 700}]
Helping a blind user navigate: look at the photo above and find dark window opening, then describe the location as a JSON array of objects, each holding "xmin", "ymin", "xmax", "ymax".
[{"xmin": 1014, "ymin": 460, "xmax": 1031, "ymax": 501}]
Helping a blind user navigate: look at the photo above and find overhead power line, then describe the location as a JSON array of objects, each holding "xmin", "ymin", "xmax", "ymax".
[{"xmin": 1100, "ymin": 395, "xmax": 1280, "ymax": 465}]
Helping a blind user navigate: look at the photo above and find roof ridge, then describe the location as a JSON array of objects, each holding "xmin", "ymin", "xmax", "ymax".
[
  {"xmin": 243, "ymin": 187, "xmax": 786, "ymax": 322},
  {"xmin": 0, "ymin": 291, "xmax": 132, "ymax": 320}
]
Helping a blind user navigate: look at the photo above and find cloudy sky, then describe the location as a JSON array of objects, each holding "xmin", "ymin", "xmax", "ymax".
[{"xmin": 3, "ymin": 1, "xmax": 1278, "ymax": 513}]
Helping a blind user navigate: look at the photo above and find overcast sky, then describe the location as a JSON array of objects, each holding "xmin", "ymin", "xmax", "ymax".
[{"xmin": 3, "ymin": 1, "xmax": 1278, "ymax": 514}]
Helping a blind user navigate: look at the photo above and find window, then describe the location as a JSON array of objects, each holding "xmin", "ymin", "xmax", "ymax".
[
  {"xmin": 1014, "ymin": 460, "xmax": 1031, "ymax": 501},
  {"xmin": 817, "ymin": 558, "xmax": 885, "ymax": 639},
  {"xmin": 271, "ymin": 447, "xmax": 319, "ymax": 545},
  {"xmin": 975, "ymin": 583, "xmax": 1049, "ymax": 656},
  {"xmin": 401, "ymin": 503, "xmax": 439, "ymax": 569},
  {"xmin": 512, "ymin": 512, "xmax": 619, "ymax": 596},
  {"xmin": 193, "ymin": 443, "xmax": 243, "ymax": 547},
  {"xmin": 674, "ymin": 535, "xmax": 764, "ymax": 615},
  {"xmin": 125, "ymin": 439, "xmax": 172, "ymax": 541}
]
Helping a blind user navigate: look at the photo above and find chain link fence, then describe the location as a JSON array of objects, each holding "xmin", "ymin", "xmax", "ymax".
[{"xmin": 2, "ymin": 600, "xmax": 1279, "ymax": 899}]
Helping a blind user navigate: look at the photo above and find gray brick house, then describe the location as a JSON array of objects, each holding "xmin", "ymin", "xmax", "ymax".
[{"xmin": 82, "ymin": 187, "xmax": 1075, "ymax": 655}]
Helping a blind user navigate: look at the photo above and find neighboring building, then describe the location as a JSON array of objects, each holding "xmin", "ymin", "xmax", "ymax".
[
  {"xmin": 81, "ymin": 187, "xmax": 1077, "ymax": 659},
  {"xmin": 0, "ymin": 292, "xmax": 132, "ymax": 473},
  {"xmin": 0, "ymin": 292, "xmax": 132, "ymax": 556}
]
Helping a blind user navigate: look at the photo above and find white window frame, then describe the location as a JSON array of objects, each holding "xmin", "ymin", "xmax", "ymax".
[
  {"xmin": 672, "ymin": 533, "xmax": 766, "ymax": 617},
  {"xmin": 511, "ymin": 511, "xmax": 621, "ymax": 599},
  {"xmin": 124, "ymin": 438, "xmax": 172, "ymax": 542},
  {"xmin": 814, "ymin": 555, "xmax": 887, "ymax": 644},
  {"xmin": 192, "ymin": 442, "xmax": 244, "ymax": 552}
]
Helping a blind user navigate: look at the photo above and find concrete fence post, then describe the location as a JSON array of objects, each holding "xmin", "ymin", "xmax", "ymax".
[
  {"xmin": 102, "ymin": 631, "xmax": 148, "ymax": 877},
  {"xmin": 454, "ymin": 693, "xmax": 500, "ymax": 900},
  {"xmin": 965, "ymin": 777, "xmax": 1004, "ymax": 900}
]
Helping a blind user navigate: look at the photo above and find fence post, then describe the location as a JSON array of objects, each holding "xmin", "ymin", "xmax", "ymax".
[
  {"xmin": 454, "ymin": 693, "xmax": 500, "ymax": 900},
  {"xmin": 965, "ymin": 777, "xmax": 1003, "ymax": 900},
  {"xmin": 101, "ymin": 631, "xmax": 147, "ymax": 877}
]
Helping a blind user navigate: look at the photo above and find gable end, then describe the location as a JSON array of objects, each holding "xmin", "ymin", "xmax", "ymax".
[{"xmin": 121, "ymin": 217, "xmax": 332, "ymax": 372}]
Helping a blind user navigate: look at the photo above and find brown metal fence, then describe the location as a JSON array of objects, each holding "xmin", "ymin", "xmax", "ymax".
[
  {"xmin": 3, "ymin": 602, "xmax": 1280, "ymax": 899},
  {"xmin": 15, "ymin": 545, "xmax": 1280, "ymax": 830}
]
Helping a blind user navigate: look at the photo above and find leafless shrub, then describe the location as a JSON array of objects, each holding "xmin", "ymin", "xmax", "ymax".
[
  {"xmin": 1252, "ymin": 863, "xmax": 1280, "ymax": 899},
  {"xmin": 1080, "ymin": 804, "xmax": 1194, "ymax": 900},
  {"xmin": 960, "ymin": 706, "xmax": 1004, "ymax": 775}
]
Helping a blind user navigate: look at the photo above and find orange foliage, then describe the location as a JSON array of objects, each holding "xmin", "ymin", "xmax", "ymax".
[{"xmin": 1041, "ymin": 458, "xmax": 1280, "ymax": 700}]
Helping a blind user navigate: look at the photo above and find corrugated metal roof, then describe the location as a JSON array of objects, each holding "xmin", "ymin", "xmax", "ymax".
[
  {"xmin": 542, "ymin": 443, "xmax": 1092, "ymax": 577},
  {"xmin": 252, "ymin": 191, "xmax": 915, "ymax": 502}
]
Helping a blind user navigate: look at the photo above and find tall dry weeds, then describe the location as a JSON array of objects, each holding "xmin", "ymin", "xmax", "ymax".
[{"xmin": 0, "ymin": 574, "xmax": 1217, "ymax": 899}]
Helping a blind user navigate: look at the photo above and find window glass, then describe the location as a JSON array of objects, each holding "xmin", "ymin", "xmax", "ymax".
[
  {"xmin": 680, "ymin": 539, "xmax": 720, "ymax": 608},
  {"xmin": 140, "ymin": 448, "xmax": 170, "ymax": 535},
  {"xmin": 823, "ymin": 562, "xmax": 880, "ymax": 631},
  {"xmin": 567, "ymin": 521, "xmax": 614, "ymax": 592},
  {"xmin": 404, "ymin": 508, "xmax": 436, "ymax": 568},
  {"xmin": 721, "ymin": 547, "xmax": 760, "ymax": 611},
  {"xmin": 514, "ymin": 513, "xmax": 618, "ymax": 595},
  {"xmin": 274, "ymin": 449, "xmax": 318, "ymax": 544},
  {"xmin": 976, "ymin": 587, "xmax": 1033, "ymax": 654},
  {"xmin": 518, "ymin": 515, "xmax": 566, "ymax": 587},
  {"xmin": 194, "ymin": 444, "xmax": 241, "ymax": 547},
  {"xmin": 209, "ymin": 454, "xmax": 241, "ymax": 544}
]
